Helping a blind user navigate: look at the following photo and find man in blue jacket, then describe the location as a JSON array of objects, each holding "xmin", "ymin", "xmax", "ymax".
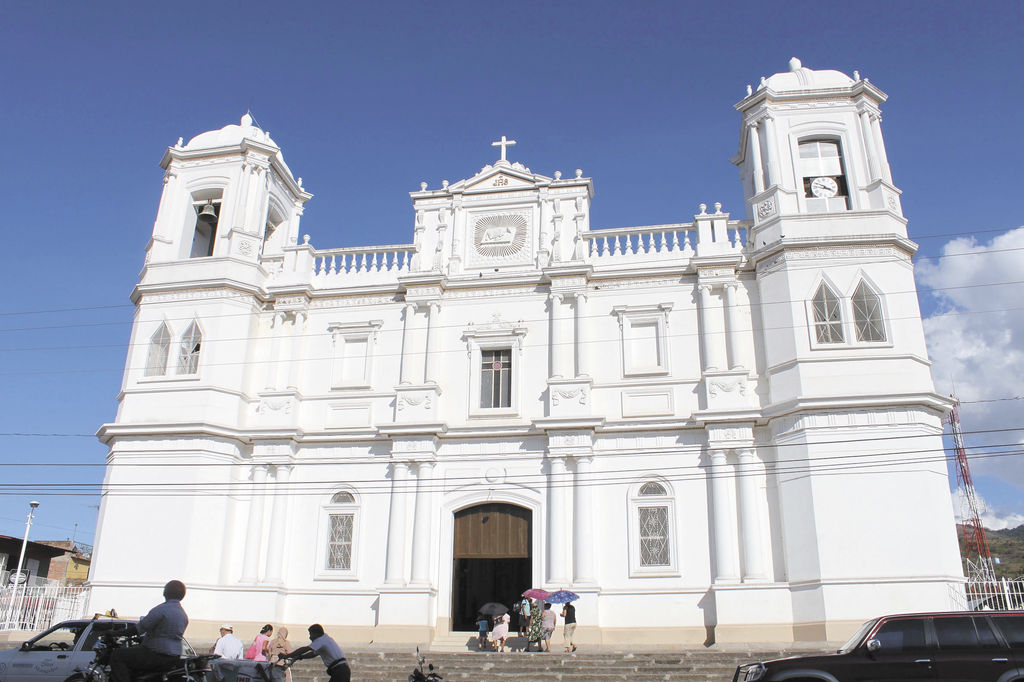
[{"xmin": 110, "ymin": 580, "xmax": 188, "ymax": 682}]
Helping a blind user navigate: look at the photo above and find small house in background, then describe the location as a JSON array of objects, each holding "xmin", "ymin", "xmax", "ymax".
[
  {"xmin": 0, "ymin": 536, "xmax": 65, "ymax": 586},
  {"xmin": 40, "ymin": 541, "xmax": 92, "ymax": 585}
]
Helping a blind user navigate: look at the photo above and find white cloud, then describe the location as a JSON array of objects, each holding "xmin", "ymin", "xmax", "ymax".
[
  {"xmin": 917, "ymin": 227, "xmax": 1024, "ymax": 491},
  {"xmin": 951, "ymin": 488, "xmax": 1024, "ymax": 531}
]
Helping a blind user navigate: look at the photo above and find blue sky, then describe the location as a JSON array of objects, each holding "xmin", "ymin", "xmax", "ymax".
[{"xmin": 1, "ymin": 1, "xmax": 1023, "ymax": 544}]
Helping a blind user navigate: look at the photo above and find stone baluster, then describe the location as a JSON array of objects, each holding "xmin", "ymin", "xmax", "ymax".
[
  {"xmin": 384, "ymin": 461, "xmax": 411, "ymax": 585},
  {"xmin": 240, "ymin": 464, "xmax": 268, "ymax": 583}
]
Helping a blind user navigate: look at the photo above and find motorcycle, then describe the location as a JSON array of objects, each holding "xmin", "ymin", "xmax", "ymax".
[
  {"xmin": 71, "ymin": 629, "xmax": 218, "ymax": 682},
  {"xmin": 408, "ymin": 646, "xmax": 443, "ymax": 682}
]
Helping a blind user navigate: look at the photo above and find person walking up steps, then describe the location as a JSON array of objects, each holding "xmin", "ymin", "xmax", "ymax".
[{"xmin": 561, "ymin": 602, "xmax": 577, "ymax": 652}]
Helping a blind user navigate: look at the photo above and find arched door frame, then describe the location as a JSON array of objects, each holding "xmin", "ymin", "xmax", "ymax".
[{"xmin": 437, "ymin": 489, "xmax": 543, "ymax": 630}]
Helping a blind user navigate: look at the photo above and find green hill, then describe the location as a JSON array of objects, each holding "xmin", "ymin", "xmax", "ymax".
[{"xmin": 956, "ymin": 524, "xmax": 1024, "ymax": 579}]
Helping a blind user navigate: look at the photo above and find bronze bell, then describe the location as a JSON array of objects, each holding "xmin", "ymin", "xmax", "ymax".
[{"xmin": 197, "ymin": 201, "xmax": 218, "ymax": 225}]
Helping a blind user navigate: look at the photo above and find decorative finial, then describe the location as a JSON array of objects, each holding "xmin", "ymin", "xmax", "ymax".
[
  {"xmin": 854, "ymin": 70, "xmax": 860, "ymax": 81},
  {"xmin": 760, "ymin": 76, "xmax": 767, "ymax": 86},
  {"xmin": 698, "ymin": 203, "xmax": 707, "ymax": 215},
  {"xmin": 554, "ymin": 170, "xmax": 562, "ymax": 180},
  {"xmin": 297, "ymin": 177, "xmax": 303, "ymax": 187},
  {"xmin": 303, "ymin": 234, "xmax": 310, "ymax": 244},
  {"xmin": 420, "ymin": 181, "xmax": 428, "ymax": 191},
  {"xmin": 789, "ymin": 57, "xmax": 802, "ymax": 72},
  {"xmin": 575, "ymin": 169, "xmax": 583, "ymax": 178},
  {"xmin": 241, "ymin": 112, "xmax": 253, "ymax": 127},
  {"xmin": 176, "ymin": 137, "xmax": 183, "ymax": 147},
  {"xmin": 714, "ymin": 202, "xmax": 722, "ymax": 214},
  {"xmin": 442, "ymin": 179, "xmax": 449, "ymax": 189},
  {"xmin": 746, "ymin": 84, "xmax": 752, "ymax": 96}
]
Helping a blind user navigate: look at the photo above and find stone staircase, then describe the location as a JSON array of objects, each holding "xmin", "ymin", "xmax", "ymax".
[{"xmin": 286, "ymin": 647, "xmax": 805, "ymax": 681}]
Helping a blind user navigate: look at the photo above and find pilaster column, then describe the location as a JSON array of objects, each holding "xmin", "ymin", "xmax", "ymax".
[
  {"xmin": 573, "ymin": 292, "xmax": 587, "ymax": 377},
  {"xmin": 748, "ymin": 123, "xmax": 764, "ymax": 194},
  {"xmin": 240, "ymin": 464, "xmax": 268, "ymax": 582},
  {"xmin": 572, "ymin": 455, "xmax": 595, "ymax": 584},
  {"xmin": 265, "ymin": 313, "xmax": 283, "ymax": 390},
  {"xmin": 549, "ymin": 293, "xmax": 566, "ymax": 379},
  {"xmin": 763, "ymin": 115, "xmax": 782, "ymax": 187},
  {"xmin": 871, "ymin": 116, "xmax": 893, "ymax": 183},
  {"xmin": 384, "ymin": 461, "xmax": 410, "ymax": 585},
  {"xmin": 423, "ymin": 302, "xmax": 440, "ymax": 384},
  {"xmin": 264, "ymin": 464, "xmax": 291, "ymax": 582},
  {"xmin": 697, "ymin": 284, "xmax": 722, "ymax": 372},
  {"xmin": 276, "ymin": 314, "xmax": 295, "ymax": 390},
  {"xmin": 709, "ymin": 450, "xmax": 739, "ymax": 581},
  {"xmin": 723, "ymin": 282, "xmax": 743, "ymax": 370},
  {"xmin": 286, "ymin": 313, "xmax": 305, "ymax": 390},
  {"xmin": 410, "ymin": 461, "xmax": 435, "ymax": 585},
  {"xmin": 547, "ymin": 456, "xmax": 570, "ymax": 585},
  {"xmin": 860, "ymin": 111, "xmax": 881, "ymax": 181},
  {"xmin": 736, "ymin": 448, "xmax": 768, "ymax": 581},
  {"xmin": 399, "ymin": 303, "xmax": 417, "ymax": 385}
]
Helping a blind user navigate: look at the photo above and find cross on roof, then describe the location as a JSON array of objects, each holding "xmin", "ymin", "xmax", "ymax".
[{"xmin": 491, "ymin": 135, "xmax": 516, "ymax": 162}]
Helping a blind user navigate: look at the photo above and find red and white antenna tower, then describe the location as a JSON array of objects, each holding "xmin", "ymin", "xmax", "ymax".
[{"xmin": 949, "ymin": 394, "xmax": 997, "ymax": 582}]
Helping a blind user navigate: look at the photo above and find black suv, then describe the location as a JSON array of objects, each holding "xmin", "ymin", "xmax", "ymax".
[{"xmin": 734, "ymin": 611, "xmax": 1024, "ymax": 681}]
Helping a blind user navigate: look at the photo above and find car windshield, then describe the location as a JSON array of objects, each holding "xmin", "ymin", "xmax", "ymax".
[{"xmin": 839, "ymin": 619, "xmax": 877, "ymax": 653}]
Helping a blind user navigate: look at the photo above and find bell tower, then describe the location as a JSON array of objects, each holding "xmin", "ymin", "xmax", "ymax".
[
  {"xmin": 733, "ymin": 57, "xmax": 903, "ymax": 244},
  {"xmin": 146, "ymin": 113, "xmax": 311, "ymax": 268}
]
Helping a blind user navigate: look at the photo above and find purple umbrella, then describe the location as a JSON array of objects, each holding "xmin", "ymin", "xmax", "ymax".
[
  {"xmin": 521, "ymin": 588, "xmax": 550, "ymax": 600},
  {"xmin": 546, "ymin": 590, "xmax": 579, "ymax": 603}
]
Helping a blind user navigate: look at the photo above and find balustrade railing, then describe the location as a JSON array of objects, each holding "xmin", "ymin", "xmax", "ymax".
[
  {"xmin": 584, "ymin": 222, "xmax": 747, "ymax": 262},
  {"xmin": 313, "ymin": 245, "xmax": 414, "ymax": 280}
]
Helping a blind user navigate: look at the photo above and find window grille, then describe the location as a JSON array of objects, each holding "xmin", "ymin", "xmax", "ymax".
[
  {"xmin": 812, "ymin": 285, "xmax": 844, "ymax": 344},
  {"xmin": 330, "ymin": 491, "xmax": 355, "ymax": 504},
  {"xmin": 852, "ymin": 282, "xmax": 886, "ymax": 342},
  {"xmin": 480, "ymin": 348, "xmax": 512, "ymax": 408},
  {"xmin": 638, "ymin": 506, "xmax": 670, "ymax": 566},
  {"xmin": 146, "ymin": 324, "xmax": 171, "ymax": 376},
  {"xmin": 638, "ymin": 482, "xmax": 667, "ymax": 496},
  {"xmin": 326, "ymin": 513, "xmax": 354, "ymax": 571},
  {"xmin": 178, "ymin": 323, "xmax": 202, "ymax": 374}
]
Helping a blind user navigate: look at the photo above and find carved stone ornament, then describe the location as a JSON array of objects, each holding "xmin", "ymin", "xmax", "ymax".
[
  {"xmin": 472, "ymin": 213, "xmax": 528, "ymax": 258},
  {"xmin": 887, "ymin": 194, "xmax": 899, "ymax": 211},
  {"xmin": 257, "ymin": 398, "xmax": 293, "ymax": 415},
  {"xmin": 708, "ymin": 379, "xmax": 748, "ymax": 397},
  {"xmin": 551, "ymin": 387, "xmax": 588, "ymax": 406},
  {"xmin": 397, "ymin": 393, "xmax": 432, "ymax": 411},
  {"xmin": 756, "ymin": 198, "xmax": 776, "ymax": 220}
]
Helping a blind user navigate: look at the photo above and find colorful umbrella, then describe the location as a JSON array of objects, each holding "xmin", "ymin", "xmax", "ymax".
[
  {"xmin": 546, "ymin": 590, "xmax": 579, "ymax": 603},
  {"xmin": 521, "ymin": 588, "xmax": 550, "ymax": 600}
]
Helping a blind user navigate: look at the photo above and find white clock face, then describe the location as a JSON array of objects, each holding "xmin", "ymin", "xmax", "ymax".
[{"xmin": 810, "ymin": 176, "xmax": 839, "ymax": 198}]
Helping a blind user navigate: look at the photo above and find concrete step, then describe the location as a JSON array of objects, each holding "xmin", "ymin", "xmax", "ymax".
[{"xmin": 285, "ymin": 649, "xmax": 797, "ymax": 681}]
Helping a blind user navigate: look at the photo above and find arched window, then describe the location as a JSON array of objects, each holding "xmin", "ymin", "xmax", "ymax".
[
  {"xmin": 319, "ymin": 490, "xmax": 359, "ymax": 576},
  {"xmin": 811, "ymin": 284, "xmax": 844, "ymax": 344},
  {"xmin": 629, "ymin": 479, "xmax": 678, "ymax": 576},
  {"xmin": 852, "ymin": 281, "xmax": 886, "ymax": 342},
  {"xmin": 145, "ymin": 324, "xmax": 171, "ymax": 377},
  {"xmin": 177, "ymin": 322, "xmax": 202, "ymax": 374},
  {"xmin": 798, "ymin": 139, "xmax": 849, "ymax": 212}
]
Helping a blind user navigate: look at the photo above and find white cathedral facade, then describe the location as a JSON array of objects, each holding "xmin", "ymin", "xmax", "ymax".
[{"xmin": 90, "ymin": 59, "xmax": 964, "ymax": 644}]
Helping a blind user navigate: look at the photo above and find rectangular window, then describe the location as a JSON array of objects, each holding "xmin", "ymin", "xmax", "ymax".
[
  {"xmin": 480, "ymin": 349, "xmax": 512, "ymax": 409},
  {"xmin": 326, "ymin": 514, "xmax": 354, "ymax": 571},
  {"xmin": 638, "ymin": 506, "xmax": 670, "ymax": 567}
]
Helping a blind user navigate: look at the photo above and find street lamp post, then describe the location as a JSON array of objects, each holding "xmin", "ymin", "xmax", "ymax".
[{"xmin": 4, "ymin": 501, "xmax": 39, "ymax": 630}]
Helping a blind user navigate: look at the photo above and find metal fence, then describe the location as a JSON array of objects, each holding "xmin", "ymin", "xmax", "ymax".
[
  {"xmin": 0, "ymin": 584, "xmax": 91, "ymax": 631},
  {"xmin": 949, "ymin": 579, "xmax": 1024, "ymax": 611}
]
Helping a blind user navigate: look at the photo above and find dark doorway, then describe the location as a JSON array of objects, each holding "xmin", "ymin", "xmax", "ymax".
[{"xmin": 451, "ymin": 503, "xmax": 532, "ymax": 632}]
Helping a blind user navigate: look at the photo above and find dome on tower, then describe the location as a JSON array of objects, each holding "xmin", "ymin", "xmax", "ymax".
[
  {"xmin": 757, "ymin": 57, "xmax": 855, "ymax": 92},
  {"xmin": 184, "ymin": 113, "xmax": 278, "ymax": 150}
]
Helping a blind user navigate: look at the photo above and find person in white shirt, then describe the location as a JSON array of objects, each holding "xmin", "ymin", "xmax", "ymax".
[{"xmin": 212, "ymin": 624, "xmax": 245, "ymax": 660}]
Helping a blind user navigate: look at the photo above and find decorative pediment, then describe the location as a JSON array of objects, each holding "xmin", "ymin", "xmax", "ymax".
[{"xmin": 451, "ymin": 161, "xmax": 551, "ymax": 194}]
